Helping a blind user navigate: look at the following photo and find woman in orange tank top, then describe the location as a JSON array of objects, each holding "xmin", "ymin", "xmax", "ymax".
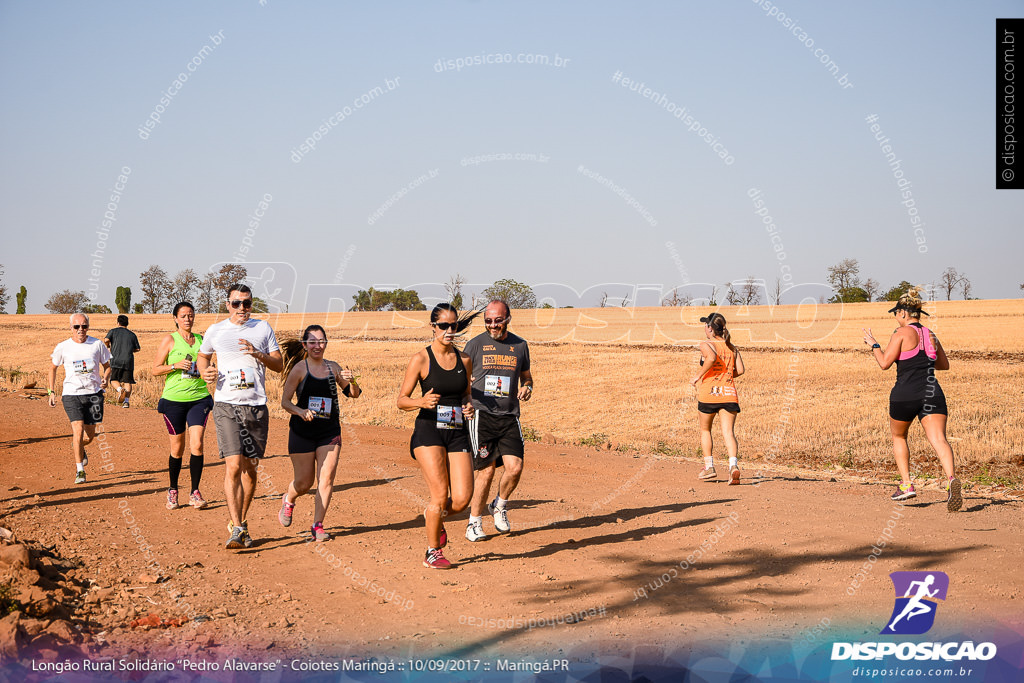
[{"xmin": 690, "ymin": 314, "xmax": 745, "ymax": 484}]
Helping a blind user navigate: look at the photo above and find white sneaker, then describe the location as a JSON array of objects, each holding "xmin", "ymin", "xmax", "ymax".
[
  {"xmin": 488, "ymin": 501, "xmax": 511, "ymax": 533},
  {"xmin": 465, "ymin": 520, "xmax": 486, "ymax": 542}
]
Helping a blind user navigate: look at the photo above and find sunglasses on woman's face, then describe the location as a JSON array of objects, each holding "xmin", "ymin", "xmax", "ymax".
[
  {"xmin": 72, "ymin": 324, "xmax": 89, "ymax": 330},
  {"xmin": 228, "ymin": 299, "xmax": 253, "ymax": 309},
  {"xmin": 433, "ymin": 322, "xmax": 458, "ymax": 331}
]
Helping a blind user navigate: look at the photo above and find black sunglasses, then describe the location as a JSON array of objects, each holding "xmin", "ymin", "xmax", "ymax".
[
  {"xmin": 432, "ymin": 322, "xmax": 459, "ymax": 331},
  {"xmin": 484, "ymin": 317, "xmax": 506, "ymax": 325},
  {"xmin": 228, "ymin": 299, "xmax": 253, "ymax": 309},
  {"xmin": 72, "ymin": 324, "xmax": 89, "ymax": 330}
]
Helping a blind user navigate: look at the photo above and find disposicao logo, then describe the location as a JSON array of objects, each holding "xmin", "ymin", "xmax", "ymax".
[
  {"xmin": 831, "ymin": 571, "xmax": 997, "ymax": 662},
  {"xmin": 881, "ymin": 571, "xmax": 948, "ymax": 635}
]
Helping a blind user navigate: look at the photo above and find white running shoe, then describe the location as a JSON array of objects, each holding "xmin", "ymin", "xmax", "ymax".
[
  {"xmin": 465, "ymin": 520, "xmax": 486, "ymax": 542},
  {"xmin": 488, "ymin": 501, "xmax": 511, "ymax": 533}
]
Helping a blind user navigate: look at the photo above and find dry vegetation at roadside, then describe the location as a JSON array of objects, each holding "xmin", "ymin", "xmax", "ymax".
[{"xmin": 2, "ymin": 300, "xmax": 1022, "ymax": 486}]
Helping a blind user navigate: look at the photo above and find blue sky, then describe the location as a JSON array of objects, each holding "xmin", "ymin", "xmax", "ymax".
[{"xmin": 1, "ymin": 1, "xmax": 1021, "ymax": 312}]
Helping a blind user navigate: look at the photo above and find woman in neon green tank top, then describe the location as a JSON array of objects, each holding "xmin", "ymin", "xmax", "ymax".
[{"xmin": 154, "ymin": 302, "xmax": 214, "ymax": 511}]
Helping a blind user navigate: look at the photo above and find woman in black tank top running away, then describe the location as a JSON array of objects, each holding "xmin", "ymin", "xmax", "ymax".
[
  {"xmin": 279, "ymin": 325, "xmax": 361, "ymax": 541},
  {"xmin": 863, "ymin": 287, "xmax": 961, "ymax": 512},
  {"xmin": 397, "ymin": 303, "xmax": 480, "ymax": 569}
]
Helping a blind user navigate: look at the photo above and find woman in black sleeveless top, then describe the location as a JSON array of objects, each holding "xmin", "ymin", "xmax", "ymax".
[
  {"xmin": 280, "ymin": 325, "xmax": 361, "ymax": 541},
  {"xmin": 863, "ymin": 287, "xmax": 960, "ymax": 512},
  {"xmin": 398, "ymin": 303, "xmax": 478, "ymax": 569}
]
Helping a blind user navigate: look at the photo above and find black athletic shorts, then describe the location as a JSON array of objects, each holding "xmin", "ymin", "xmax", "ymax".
[
  {"xmin": 889, "ymin": 396, "xmax": 948, "ymax": 422},
  {"xmin": 110, "ymin": 365, "xmax": 135, "ymax": 384},
  {"xmin": 469, "ymin": 411, "xmax": 525, "ymax": 470},
  {"xmin": 289, "ymin": 430, "xmax": 341, "ymax": 454},
  {"xmin": 697, "ymin": 401, "xmax": 740, "ymax": 414},
  {"xmin": 158, "ymin": 396, "xmax": 214, "ymax": 435},
  {"xmin": 62, "ymin": 392, "xmax": 104, "ymax": 425},
  {"xmin": 409, "ymin": 418, "xmax": 470, "ymax": 459}
]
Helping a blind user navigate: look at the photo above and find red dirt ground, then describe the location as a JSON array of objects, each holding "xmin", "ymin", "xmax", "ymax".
[{"xmin": 1, "ymin": 391, "xmax": 1021, "ymax": 665}]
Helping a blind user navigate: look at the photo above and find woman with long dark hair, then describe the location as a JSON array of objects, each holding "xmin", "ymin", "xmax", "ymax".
[
  {"xmin": 153, "ymin": 302, "xmax": 214, "ymax": 510},
  {"xmin": 863, "ymin": 287, "xmax": 961, "ymax": 511},
  {"xmin": 690, "ymin": 313, "xmax": 745, "ymax": 485},
  {"xmin": 397, "ymin": 303, "xmax": 479, "ymax": 569},
  {"xmin": 279, "ymin": 325, "xmax": 360, "ymax": 541}
]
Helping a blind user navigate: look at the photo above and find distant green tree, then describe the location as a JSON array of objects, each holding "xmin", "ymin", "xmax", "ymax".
[
  {"xmin": 828, "ymin": 286, "xmax": 869, "ymax": 303},
  {"xmin": 351, "ymin": 287, "xmax": 426, "ymax": 311},
  {"xmin": 133, "ymin": 303, "xmax": 143, "ymax": 314},
  {"xmin": 83, "ymin": 303, "xmax": 113, "ymax": 314},
  {"xmin": 115, "ymin": 286, "xmax": 132, "ymax": 314},
  {"xmin": 481, "ymin": 278, "xmax": 537, "ymax": 309},
  {"xmin": 882, "ymin": 280, "xmax": 914, "ymax": 301},
  {"xmin": 16, "ymin": 286, "xmax": 26, "ymax": 314}
]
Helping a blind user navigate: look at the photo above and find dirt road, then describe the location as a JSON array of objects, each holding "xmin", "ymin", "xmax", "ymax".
[{"xmin": 1, "ymin": 391, "xmax": 1021, "ymax": 668}]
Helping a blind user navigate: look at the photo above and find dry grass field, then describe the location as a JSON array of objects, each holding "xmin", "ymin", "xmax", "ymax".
[{"xmin": 3, "ymin": 299, "xmax": 1022, "ymax": 486}]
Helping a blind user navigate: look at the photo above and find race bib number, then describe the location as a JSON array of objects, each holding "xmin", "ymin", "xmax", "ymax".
[
  {"xmin": 436, "ymin": 405, "xmax": 464, "ymax": 430},
  {"xmin": 308, "ymin": 396, "xmax": 333, "ymax": 419},
  {"xmin": 484, "ymin": 374, "xmax": 512, "ymax": 398},
  {"xmin": 226, "ymin": 368, "xmax": 255, "ymax": 390},
  {"xmin": 72, "ymin": 360, "xmax": 93, "ymax": 375}
]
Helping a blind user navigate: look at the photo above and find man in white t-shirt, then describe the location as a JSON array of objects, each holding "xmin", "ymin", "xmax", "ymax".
[
  {"xmin": 198, "ymin": 284, "xmax": 283, "ymax": 549},
  {"xmin": 48, "ymin": 313, "xmax": 112, "ymax": 484}
]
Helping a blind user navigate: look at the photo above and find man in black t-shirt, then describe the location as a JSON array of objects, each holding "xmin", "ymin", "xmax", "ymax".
[
  {"xmin": 464, "ymin": 300, "xmax": 534, "ymax": 541},
  {"xmin": 104, "ymin": 315, "xmax": 141, "ymax": 408}
]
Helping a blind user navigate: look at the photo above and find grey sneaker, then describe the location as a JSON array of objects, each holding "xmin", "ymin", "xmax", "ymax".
[
  {"xmin": 466, "ymin": 520, "xmax": 486, "ymax": 542},
  {"xmin": 488, "ymin": 501, "xmax": 511, "ymax": 533},
  {"xmin": 226, "ymin": 526, "xmax": 246, "ymax": 549},
  {"xmin": 75, "ymin": 470, "xmax": 86, "ymax": 485},
  {"xmin": 241, "ymin": 528, "xmax": 255, "ymax": 548}
]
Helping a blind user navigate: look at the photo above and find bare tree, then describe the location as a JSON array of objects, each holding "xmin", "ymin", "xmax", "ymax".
[
  {"xmin": 620, "ymin": 291, "xmax": 631, "ymax": 307},
  {"xmin": 139, "ymin": 265, "xmax": 171, "ymax": 313},
  {"xmin": 863, "ymin": 278, "xmax": 881, "ymax": 303},
  {"xmin": 724, "ymin": 282, "xmax": 742, "ymax": 306},
  {"xmin": 0, "ymin": 264, "xmax": 9, "ymax": 314},
  {"xmin": 770, "ymin": 277, "xmax": 784, "ymax": 306},
  {"xmin": 939, "ymin": 267, "xmax": 963, "ymax": 300},
  {"xmin": 961, "ymin": 276, "xmax": 973, "ymax": 300},
  {"xmin": 445, "ymin": 273, "xmax": 466, "ymax": 309},
  {"xmin": 739, "ymin": 276, "xmax": 762, "ymax": 306},
  {"xmin": 826, "ymin": 258, "xmax": 861, "ymax": 301},
  {"xmin": 708, "ymin": 285, "xmax": 719, "ymax": 307},
  {"xmin": 170, "ymin": 268, "xmax": 201, "ymax": 305},
  {"xmin": 45, "ymin": 289, "xmax": 89, "ymax": 314},
  {"xmin": 213, "ymin": 263, "xmax": 248, "ymax": 300},
  {"xmin": 598, "ymin": 291, "xmax": 608, "ymax": 308},
  {"xmin": 662, "ymin": 288, "xmax": 693, "ymax": 307},
  {"xmin": 195, "ymin": 272, "xmax": 218, "ymax": 313}
]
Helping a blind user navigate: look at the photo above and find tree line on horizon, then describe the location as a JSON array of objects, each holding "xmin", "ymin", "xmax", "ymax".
[{"xmin": 0, "ymin": 262, "xmax": 1014, "ymax": 316}]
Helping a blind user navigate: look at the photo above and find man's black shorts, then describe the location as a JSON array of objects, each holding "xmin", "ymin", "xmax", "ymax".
[
  {"xmin": 110, "ymin": 365, "xmax": 135, "ymax": 384},
  {"xmin": 469, "ymin": 411, "xmax": 524, "ymax": 470},
  {"xmin": 62, "ymin": 393, "xmax": 104, "ymax": 425}
]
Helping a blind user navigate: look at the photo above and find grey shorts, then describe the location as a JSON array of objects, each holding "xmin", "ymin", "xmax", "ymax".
[{"xmin": 213, "ymin": 403, "xmax": 269, "ymax": 459}]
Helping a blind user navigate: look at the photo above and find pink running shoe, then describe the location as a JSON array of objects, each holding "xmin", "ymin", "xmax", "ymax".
[
  {"xmin": 166, "ymin": 489, "xmax": 179, "ymax": 510},
  {"xmin": 423, "ymin": 547, "xmax": 452, "ymax": 569},
  {"xmin": 278, "ymin": 494, "xmax": 295, "ymax": 527},
  {"xmin": 189, "ymin": 490, "xmax": 208, "ymax": 509},
  {"xmin": 312, "ymin": 522, "xmax": 331, "ymax": 542}
]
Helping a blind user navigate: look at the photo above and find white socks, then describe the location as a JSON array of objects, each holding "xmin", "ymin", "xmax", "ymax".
[
  {"xmin": 493, "ymin": 497, "xmax": 508, "ymax": 510},
  {"xmin": 729, "ymin": 457, "xmax": 738, "ymax": 468}
]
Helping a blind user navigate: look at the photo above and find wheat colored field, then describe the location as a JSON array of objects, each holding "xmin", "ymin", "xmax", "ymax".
[{"xmin": 2, "ymin": 299, "xmax": 1022, "ymax": 486}]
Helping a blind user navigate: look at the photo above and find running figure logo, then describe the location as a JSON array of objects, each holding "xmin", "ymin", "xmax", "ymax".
[{"xmin": 881, "ymin": 571, "xmax": 949, "ymax": 635}]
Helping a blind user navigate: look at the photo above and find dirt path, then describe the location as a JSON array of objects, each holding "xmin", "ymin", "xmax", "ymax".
[{"xmin": 1, "ymin": 391, "xmax": 1022, "ymax": 665}]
